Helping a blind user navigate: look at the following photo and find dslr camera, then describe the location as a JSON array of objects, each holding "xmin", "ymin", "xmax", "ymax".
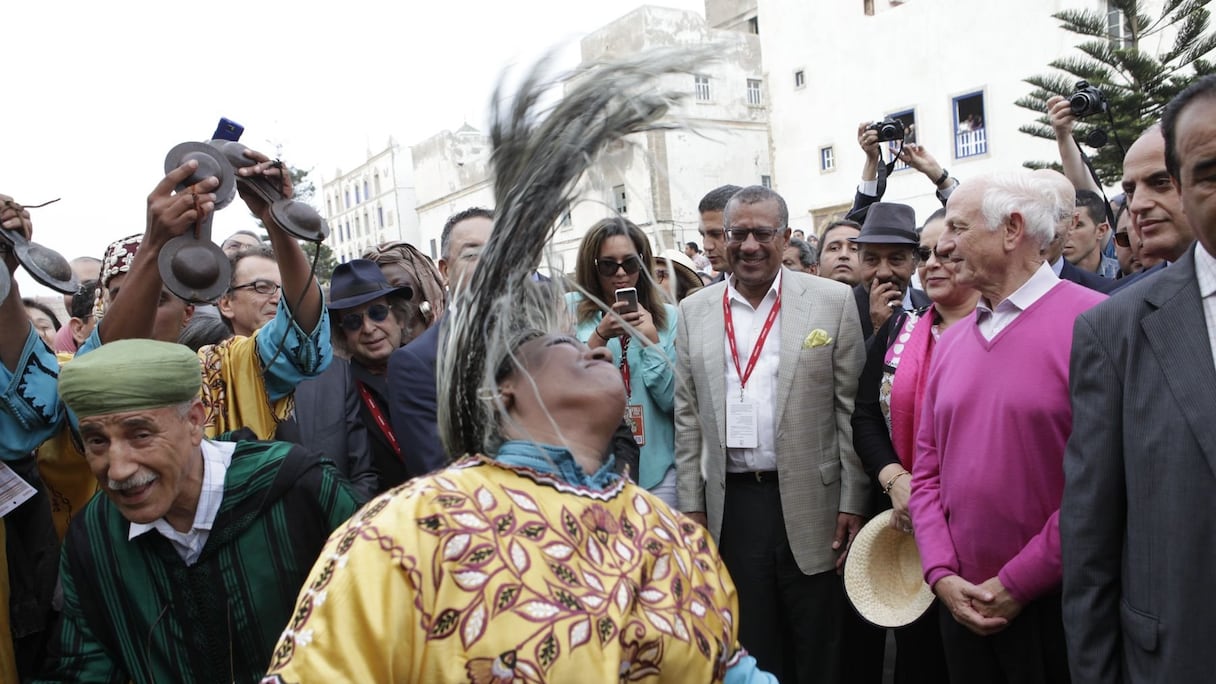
[
  {"xmin": 868, "ymin": 117, "xmax": 906, "ymax": 142},
  {"xmin": 1069, "ymin": 80, "xmax": 1108, "ymax": 119}
]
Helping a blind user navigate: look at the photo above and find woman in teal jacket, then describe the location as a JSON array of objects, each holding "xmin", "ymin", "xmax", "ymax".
[{"xmin": 567, "ymin": 217, "xmax": 678, "ymax": 508}]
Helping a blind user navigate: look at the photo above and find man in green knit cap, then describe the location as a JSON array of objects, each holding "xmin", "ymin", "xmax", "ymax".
[{"xmin": 35, "ymin": 339, "xmax": 360, "ymax": 684}]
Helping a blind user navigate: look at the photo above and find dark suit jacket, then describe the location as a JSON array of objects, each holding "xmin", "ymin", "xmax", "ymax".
[
  {"xmin": 386, "ymin": 317, "xmax": 643, "ymax": 481},
  {"xmin": 1060, "ymin": 258, "xmax": 1116, "ymax": 293},
  {"xmin": 386, "ymin": 321, "xmax": 448, "ymax": 480},
  {"xmin": 1061, "ymin": 245, "xmax": 1216, "ymax": 683},
  {"xmin": 284, "ymin": 358, "xmax": 377, "ymax": 502},
  {"xmin": 1109, "ymin": 260, "xmax": 1169, "ymax": 293},
  {"xmin": 350, "ymin": 360, "xmax": 415, "ymax": 493},
  {"xmin": 852, "ymin": 283, "xmax": 931, "ymax": 341}
]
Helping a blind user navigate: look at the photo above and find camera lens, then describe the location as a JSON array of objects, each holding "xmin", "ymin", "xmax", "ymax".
[
  {"xmin": 1069, "ymin": 92, "xmax": 1093, "ymax": 116},
  {"xmin": 1068, "ymin": 80, "xmax": 1107, "ymax": 119}
]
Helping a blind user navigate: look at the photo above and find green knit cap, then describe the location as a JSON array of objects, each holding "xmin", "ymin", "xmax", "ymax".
[{"xmin": 59, "ymin": 339, "xmax": 202, "ymax": 418}]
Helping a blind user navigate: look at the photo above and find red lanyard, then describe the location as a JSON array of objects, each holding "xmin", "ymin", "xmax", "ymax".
[
  {"xmin": 357, "ymin": 382, "xmax": 402, "ymax": 461},
  {"xmin": 618, "ymin": 334, "xmax": 632, "ymax": 398},
  {"xmin": 722, "ymin": 286, "xmax": 781, "ymax": 397}
]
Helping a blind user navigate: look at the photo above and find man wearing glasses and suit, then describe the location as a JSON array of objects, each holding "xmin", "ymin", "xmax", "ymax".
[{"xmin": 675, "ymin": 185, "xmax": 868, "ymax": 683}]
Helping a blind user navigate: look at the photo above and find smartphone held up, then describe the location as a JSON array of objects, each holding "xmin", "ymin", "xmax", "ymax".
[{"xmin": 615, "ymin": 287, "xmax": 639, "ymax": 314}]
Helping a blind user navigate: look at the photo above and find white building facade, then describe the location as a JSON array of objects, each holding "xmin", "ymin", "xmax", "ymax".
[
  {"xmin": 406, "ymin": 5, "xmax": 772, "ymax": 274},
  {"xmin": 546, "ymin": 5, "xmax": 772, "ymax": 272},
  {"xmin": 411, "ymin": 124, "xmax": 495, "ymax": 262},
  {"xmin": 320, "ymin": 140, "xmax": 420, "ymax": 264},
  {"xmin": 713, "ymin": 0, "xmax": 1151, "ymax": 233}
]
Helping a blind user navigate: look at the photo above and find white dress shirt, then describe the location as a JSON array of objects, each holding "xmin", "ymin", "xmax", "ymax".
[
  {"xmin": 724, "ymin": 271, "xmax": 782, "ymax": 473},
  {"xmin": 975, "ymin": 262, "xmax": 1060, "ymax": 340},
  {"xmin": 1195, "ymin": 244, "xmax": 1216, "ymax": 371},
  {"xmin": 129, "ymin": 439, "xmax": 236, "ymax": 566},
  {"xmin": 858, "ymin": 179, "xmax": 958, "ymax": 202}
]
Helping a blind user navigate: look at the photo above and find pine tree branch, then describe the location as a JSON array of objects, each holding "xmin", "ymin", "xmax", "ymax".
[{"xmin": 1054, "ymin": 9, "xmax": 1108, "ymax": 38}]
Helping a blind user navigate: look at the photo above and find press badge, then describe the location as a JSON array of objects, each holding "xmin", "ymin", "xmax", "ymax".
[
  {"xmin": 625, "ymin": 404, "xmax": 646, "ymax": 446},
  {"xmin": 726, "ymin": 399, "xmax": 758, "ymax": 449},
  {"xmin": 0, "ymin": 462, "xmax": 37, "ymax": 518}
]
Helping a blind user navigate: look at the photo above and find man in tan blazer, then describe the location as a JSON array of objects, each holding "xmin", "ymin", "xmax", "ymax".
[{"xmin": 675, "ymin": 185, "xmax": 868, "ymax": 684}]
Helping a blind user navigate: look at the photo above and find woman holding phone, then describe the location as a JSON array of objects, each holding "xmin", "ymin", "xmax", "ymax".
[{"xmin": 568, "ymin": 217, "xmax": 679, "ymax": 508}]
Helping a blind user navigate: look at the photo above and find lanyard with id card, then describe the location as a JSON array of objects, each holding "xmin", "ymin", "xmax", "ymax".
[
  {"xmin": 619, "ymin": 335, "xmax": 646, "ymax": 446},
  {"xmin": 723, "ymin": 287, "xmax": 781, "ymax": 449}
]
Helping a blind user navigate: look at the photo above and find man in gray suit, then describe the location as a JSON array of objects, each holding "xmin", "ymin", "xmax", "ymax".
[
  {"xmin": 1062, "ymin": 76, "xmax": 1216, "ymax": 683},
  {"xmin": 675, "ymin": 185, "xmax": 867, "ymax": 683}
]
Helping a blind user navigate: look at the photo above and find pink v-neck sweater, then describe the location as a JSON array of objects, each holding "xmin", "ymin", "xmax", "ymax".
[{"xmin": 910, "ymin": 281, "xmax": 1105, "ymax": 604}]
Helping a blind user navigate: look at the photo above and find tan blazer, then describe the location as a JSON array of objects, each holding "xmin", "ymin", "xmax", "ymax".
[{"xmin": 674, "ymin": 269, "xmax": 869, "ymax": 576}]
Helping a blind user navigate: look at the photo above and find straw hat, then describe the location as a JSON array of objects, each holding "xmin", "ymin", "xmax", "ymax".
[
  {"xmin": 843, "ymin": 509, "xmax": 934, "ymax": 628},
  {"xmin": 653, "ymin": 249, "xmax": 702, "ymax": 300}
]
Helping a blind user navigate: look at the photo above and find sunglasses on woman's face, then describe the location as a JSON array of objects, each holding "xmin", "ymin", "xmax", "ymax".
[
  {"xmin": 917, "ymin": 245, "xmax": 960, "ymax": 263},
  {"xmin": 340, "ymin": 303, "xmax": 391, "ymax": 332},
  {"xmin": 595, "ymin": 255, "xmax": 642, "ymax": 278}
]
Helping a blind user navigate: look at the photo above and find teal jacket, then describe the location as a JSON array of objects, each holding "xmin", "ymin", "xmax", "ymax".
[
  {"xmin": 565, "ymin": 293, "xmax": 677, "ymax": 489},
  {"xmin": 0, "ymin": 297, "xmax": 331, "ymax": 461}
]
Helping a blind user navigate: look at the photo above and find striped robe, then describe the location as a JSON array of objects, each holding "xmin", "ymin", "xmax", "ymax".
[{"xmin": 34, "ymin": 440, "xmax": 360, "ymax": 684}]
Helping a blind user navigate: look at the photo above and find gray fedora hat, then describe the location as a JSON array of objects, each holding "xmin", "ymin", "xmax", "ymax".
[{"xmin": 851, "ymin": 202, "xmax": 919, "ymax": 246}]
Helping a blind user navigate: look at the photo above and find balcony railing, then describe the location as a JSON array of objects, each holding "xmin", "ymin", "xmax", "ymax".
[{"xmin": 955, "ymin": 127, "xmax": 987, "ymax": 159}]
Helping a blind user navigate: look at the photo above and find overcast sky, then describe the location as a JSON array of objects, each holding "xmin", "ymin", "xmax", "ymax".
[{"xmin": 3, "ymin": 0, "xmax": 705, "ymax": 298}]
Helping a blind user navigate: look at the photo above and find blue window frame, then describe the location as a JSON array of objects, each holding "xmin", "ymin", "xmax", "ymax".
[{"xmin": 953, "ymin": 91, "xmax": 987, "ymax": 159}]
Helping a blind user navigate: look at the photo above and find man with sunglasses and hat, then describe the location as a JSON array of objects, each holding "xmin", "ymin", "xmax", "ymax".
[{"xmin": 327, "ymin": 259, "xmax": 417, "ymax": 493}]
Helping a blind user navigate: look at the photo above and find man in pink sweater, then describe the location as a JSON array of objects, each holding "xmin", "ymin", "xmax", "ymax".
[{"xmin": 908, "ymin": 170, "xmax": 1105, "ymax": 683}]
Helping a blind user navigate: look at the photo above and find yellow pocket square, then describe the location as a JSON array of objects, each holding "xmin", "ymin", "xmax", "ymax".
[{"xmin": 803, "ymin": 329, "xmax": 833, "ymax": 349}]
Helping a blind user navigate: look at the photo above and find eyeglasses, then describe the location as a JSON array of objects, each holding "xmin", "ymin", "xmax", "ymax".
[
  {"xmin": 1114, "ymin": 231, "xmax": 1131, "ymax": 248},
  {"xmin": 595, "ymin": 255, "xmax": 642, "ymax": 278},
  {"xmin": 655, "ymin": 268, "xmax": 669, "ymax": 282},
  {"xmin": 229, "ymin": 279, "xmax": 281, "ymax": 296},
  {"xmin": 917, "ymin": 246, "xmax": 960, "ymax": 263},
  {"xmin": 726, "ymin": 227, "xmax": 780, "ymax": 243},
  {"xmin": 339, "ymin": 303, "xmax": 391, "ymax": 332}
]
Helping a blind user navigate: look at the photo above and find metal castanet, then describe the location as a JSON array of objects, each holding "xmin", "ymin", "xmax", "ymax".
[
  {"xmin": 0, "ymin": 203, "xmax": 78, "ymax": 295},
  {"xmin": 209, "ymin": 140, "xmax": 329, "ymax": 243},
  {"xmin": 0, "ymin": 261, "xmax": 11, "ymax": 303},
  {"xmin": 158, "ymin": 142, "xmax": 235, "ymax": 303}
]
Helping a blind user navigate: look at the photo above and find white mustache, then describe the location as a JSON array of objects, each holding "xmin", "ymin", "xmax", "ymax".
[{"xmin": 109, "ymin": 471, "xmax": 158, "ymax": 491}]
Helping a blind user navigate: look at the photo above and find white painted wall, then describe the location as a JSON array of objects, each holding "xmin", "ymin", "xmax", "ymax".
[{"xmin": 750, "ymin": 0, "xmax": 1170, "ymax": 232}]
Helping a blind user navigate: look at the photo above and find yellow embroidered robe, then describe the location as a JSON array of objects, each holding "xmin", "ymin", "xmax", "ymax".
[{"xmin": 264, "ymin": 456, "xmax": 747, "ymax": 683}]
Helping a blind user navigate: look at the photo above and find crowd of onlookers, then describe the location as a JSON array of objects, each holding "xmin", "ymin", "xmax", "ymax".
[{"xmin": 1, "ymin": 68, "xmax": 1214, "ymax": 684}]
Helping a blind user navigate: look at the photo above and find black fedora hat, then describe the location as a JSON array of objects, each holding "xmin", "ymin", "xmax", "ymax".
[
  {"xmin": 327, "ymin": 259, "xmax": 413, "ymax": 311},
  {"xmin": 850, "ymin": 202, "xmax": 919, "ymax": 245}
]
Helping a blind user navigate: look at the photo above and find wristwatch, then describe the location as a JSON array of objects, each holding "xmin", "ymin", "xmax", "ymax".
[{"xmin": 935, "ymin": 176, "xmax": 961, "ymax": 203}]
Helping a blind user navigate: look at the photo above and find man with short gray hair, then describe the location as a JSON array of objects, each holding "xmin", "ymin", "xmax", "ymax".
[
  {"xmin": 782, "ymin": 237, "xmax": 818, "ymax": 275},
  {"xmin": 676, "ymin": 184, "xmax": 866, "ymax": 683},
  {"xmin": 909, "ymin": 171, "xmax": 1105, "ymax": 683}
]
